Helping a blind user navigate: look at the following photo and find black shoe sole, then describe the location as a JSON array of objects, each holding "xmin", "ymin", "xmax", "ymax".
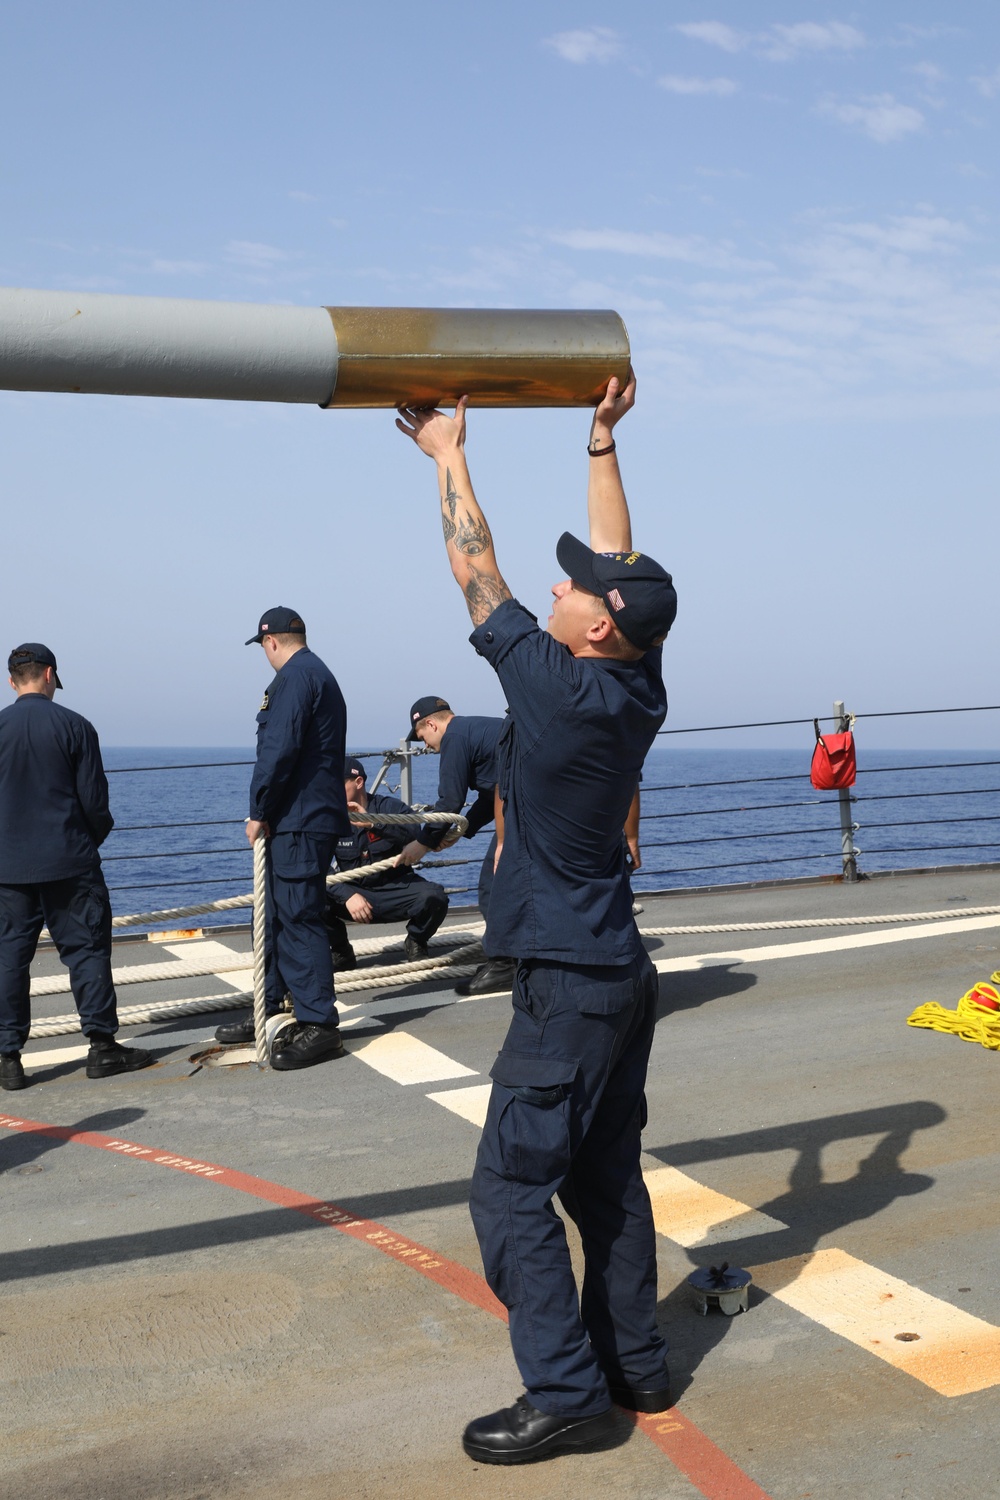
[
  {"xmin": 609, "ymin": 1384, "xmax": 673, "ymax": 1413},
  {"xmin": 454, "ymin": 968, "xmax": 517, "ymax": 998},
  {"xmin": 215, "ymin": 1029, "xmax": 257, "ymax": 1045},
  {"xmin": 0, "ymin": 1076, "xmax": 28, "ymax": 1091},
  {"xmin": 462, "ymin": 1410, "xmax": 617, "ymax": 1465},
  {"xmin": 85, "ymin": 1053, "xmax": 156, "ymax": 1079}
]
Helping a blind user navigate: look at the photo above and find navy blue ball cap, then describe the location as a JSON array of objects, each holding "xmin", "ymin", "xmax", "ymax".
[
  {"xmin": 245, "ymin": 606, "xmax": 306, "ymax": 645},
  {"xmin": 406, "ymin": 695, "xmax": 451, "ymax": 741},
  {"xmin": 8, "ymin": 642, "xmax": 63, "ymax": 689},
  {"xmin": 556, "ymin": 533, "xmax": 677, "ymax": 651},
  {"xmin": 344, "ymin": 756, "xmax": 367, "ymax": 781}
]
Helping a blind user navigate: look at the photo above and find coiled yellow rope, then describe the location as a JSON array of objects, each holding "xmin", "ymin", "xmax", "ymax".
[{"xmin": 907, "ymin": 975, "xmax": 1000, "ymax": 1051}]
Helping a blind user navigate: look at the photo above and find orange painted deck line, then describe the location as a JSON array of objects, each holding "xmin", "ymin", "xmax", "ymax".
[
  {"xmin": 0, "ymin": 1111, "xmax": 773, "ymax": 1500},
  {"xmin": 753, "ymin": 1249, "xmax": 1000, "ymax": 1397},
  {"xmin": 635, "ymin": 1411, "xmax": 773, "ymax": 1500}
]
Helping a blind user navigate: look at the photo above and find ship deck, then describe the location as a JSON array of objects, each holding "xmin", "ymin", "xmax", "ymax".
[{"xmin": 3, "ymin": 865, "xmax": 999, "ymax": 1500}]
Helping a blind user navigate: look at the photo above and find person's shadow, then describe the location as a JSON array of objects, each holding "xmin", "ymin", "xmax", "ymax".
[
  {"xmin": 655, "ymin": 961, "xmax": 757, "ymax": 1020},
  {"xmin": 647, "ymin": 1099, "xmax": 946, "ymax": 1398},
  {"xmin": 0, "ymin": 1108, "xmax": 146, "ymax": 1174}
]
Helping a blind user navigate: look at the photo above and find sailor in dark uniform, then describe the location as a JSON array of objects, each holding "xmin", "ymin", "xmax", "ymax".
[
  {"xmin": 324, "ymin": 758, "xmax": 448, "ymax": 965},
  {"xmin": 396, "ymin": 696, "xmax": 514, "ymax": 995},
  {"xmin": 214, "ymin": 607, "xmax": 348, "ymax": 1070},
  {"xmin": 0, "ymin": 643, "xmax": 154, "ymax": 1091},
  {"xmin": 396, "ymin": 371, "xmax": 677, "ymax": 1464}
]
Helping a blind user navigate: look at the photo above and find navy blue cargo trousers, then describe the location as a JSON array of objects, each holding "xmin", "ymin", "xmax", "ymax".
[
  {"xmin": 469, "ymin": 949, "xmax": 665, "ymax": 1416},
  {"xmin": 0, "ymin": 871, "xmax": 119, "ymax": 1053},
  {"xmin": 264, "ymin": 831, "xmax": 339, "ymax": 1026}
]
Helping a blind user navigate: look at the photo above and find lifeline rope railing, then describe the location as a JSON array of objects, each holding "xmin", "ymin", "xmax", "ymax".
[
  {"xmin": 31, "ymin": 806, "xmax": 472, "ymax": 1064},
  {"xmin": 30, "ymin": 904, "xmax": 1000, "ymax": 1046}
]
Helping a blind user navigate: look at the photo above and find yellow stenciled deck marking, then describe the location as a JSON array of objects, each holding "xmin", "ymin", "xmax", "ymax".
[
  {"xmin": 642, "ymin": 1162, "xmax": 788, "ymax": 1247},
  {"xmin": 752, "ymin": 1248, "xmax": 1000, "ymax": 1396}
]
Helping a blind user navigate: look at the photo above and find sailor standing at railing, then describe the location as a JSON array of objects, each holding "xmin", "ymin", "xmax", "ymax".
[
  {"xmin": 396, "ymin": 372, "xmax": 677, "ymax": 1465},
  {"xmin": 396, "ymin": 696, "xmax": 514, "ymax": 997},
  {"xmin": 215, "ymin": 607, "xmax": 348, "ymax": 1070},
  {"xmin": 0, "ymin": 643, "xmax": 154, "ymax": 1090}
]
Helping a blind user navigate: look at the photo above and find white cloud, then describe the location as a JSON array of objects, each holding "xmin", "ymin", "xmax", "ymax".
[
  {"xmin": 909, "ymin": 62, "xmax": 946, "ymax": 83},
  {"xmin": 288, "ymin": 190, "xmax": 319, "ymax": 203},
  {"xmin": 674, "ymin": 18, "xmax": 865, "ymax": 62},
  {"xmin": 763, "ymin": 21, "xmax": 865, "ymax": 61},
  {"xmin": 149, "ymin": 259, "xmax": 209, "ymax": 275},
  {"xmin": 894, "ymin": 23, "xmax": 967, "ymax": 45},
  {"xmin": 830, "ymin": 214, "xmax": 968, "ymax": 255},
  {"xmin": 818, "ymin": 93, "xmax": 924, "ymax": 144},
  {"xmin": 360, "ymin": 208, "xmax": 1000, "ymax": 419},
  {"xmin": 547, "ymin": 227, "xmax": 768, "ymax": 272},
  {"xmin": 543, "ymin": 27, "xmax": 621, "ymax": 65},
  {"xmin": 225, "ymin": 240, "xmax": 296, "ymax": 269},
  {"xmin": 673, "ymin": 21, "xmax": 747, "ymax": 54},
  {"xmin": 658, "ymin": 74, "xmax": 738, "ymax": 96},
  {"xmin": 972, "ymin": 66, "xmax": 1000, "ymax": 98}
]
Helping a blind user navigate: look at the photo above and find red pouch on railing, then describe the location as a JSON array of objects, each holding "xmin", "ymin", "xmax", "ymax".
[{"xmin": 810, "ymin": 719, "xmax": 856, "ymax": 790}]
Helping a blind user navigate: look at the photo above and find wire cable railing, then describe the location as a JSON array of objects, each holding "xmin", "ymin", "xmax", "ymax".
[{"xmin": 98, "ymin": 703, "xmax": 1000, "ymax": 925}]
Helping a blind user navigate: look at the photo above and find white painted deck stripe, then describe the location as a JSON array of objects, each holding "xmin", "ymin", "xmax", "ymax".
[
  {"xmin": 642, "ymin": 1162, "xmax": 787, "ymax": 1247},
  {"xmin": 21, "ymin": 1043, "xmax": 89, "ymax": 1070},
  {"xmin": 350, "ymin": 1031, "xmax": 478, "ymax": 1085},
  {"xmin": 653, "ymin": 913, "xmax": 1000, "ymax": 977},
  {"xmin": 164, "ymin": 939, "xmax": 254, "ymax": 990},
  {"xmin": 753, "ymin": 1248, "xmax": 1000, "ymax": 1397},
  {"xmin": 427, "ymin": 1083, "xmax": 493, "ymax": 1126}
]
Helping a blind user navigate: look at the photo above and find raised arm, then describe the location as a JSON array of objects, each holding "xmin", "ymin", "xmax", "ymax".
[
  {"xmin": 586, "ymin": 369, "xmax": 636, "ymax": 554},
  {"xmin": 395, "ymin": 397, "xmax": 512, "ymax": 626}
]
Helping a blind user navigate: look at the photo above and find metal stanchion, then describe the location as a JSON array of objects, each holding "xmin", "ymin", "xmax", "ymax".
[
  {"xmin": 252, "ymin": 834, "xmax": 268, "ymax": 1068},
  {"xmin": 834, "ymin": 699, "xmax": 859, "ymax": 882}
]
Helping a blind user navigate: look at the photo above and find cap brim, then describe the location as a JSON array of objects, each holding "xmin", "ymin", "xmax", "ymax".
[
  {"xmin": 53, "ymin": 672, "xmax": 63, "ymax": 690},
  {"xmin": 556, "ymin": 532, "xmax": 602, "ymax": 595},
  {"xmin": 245, "ymin": 634, "xmax": 264, "ymax": 645},
  {"xmin": 406, "ymin": 725, "xmax": 420, "ymax": 741}
]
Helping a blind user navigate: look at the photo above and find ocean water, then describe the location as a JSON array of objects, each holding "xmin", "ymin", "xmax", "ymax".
[{"xmin": 100, "ymin": 745, "xmax": 1000, "ymax": 926}]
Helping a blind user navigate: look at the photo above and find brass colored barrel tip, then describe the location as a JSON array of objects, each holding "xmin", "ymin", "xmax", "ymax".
[{"xmin": 323, "ymin": 307, "xmax": 630, "ymax": 409}]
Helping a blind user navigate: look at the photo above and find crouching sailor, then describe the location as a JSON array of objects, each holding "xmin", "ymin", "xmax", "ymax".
[
  {"xmin": 323, "ymin": 757, "xmax": 449, "ymax": 967},
  {"xmin": 0, "ymin": 644, "xmax": 154, "ymax": 1090}
]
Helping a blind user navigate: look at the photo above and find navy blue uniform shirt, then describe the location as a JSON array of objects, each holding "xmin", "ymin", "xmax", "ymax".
[
  {"xmin": 471, "ymin": 598, "xmax": 667, "ymax": 965},
  {"xmin": 418, "ymin": 714, "xmax": 503, "ymax": 849},
  {"xmin": 249, "ymin": 647, "xmax": 349, "ymax": 836},
  {"xmin": 332, "ymin": 791, "xmax": 417, "ymax": 890},
  {"xmin": 0, "ymin": 694, "xmax": 113, "ymax": 884}
]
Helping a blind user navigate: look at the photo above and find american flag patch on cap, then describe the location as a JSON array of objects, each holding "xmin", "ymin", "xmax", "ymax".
[{"xmin": 607, "ymin": 588, "xmax": 625, "ymax": 612}]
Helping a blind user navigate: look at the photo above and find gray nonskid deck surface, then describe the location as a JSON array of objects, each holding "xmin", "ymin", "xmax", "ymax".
[{"xmin": 3, "ymin": 868, "xmax": 999, "ymax": 1499}]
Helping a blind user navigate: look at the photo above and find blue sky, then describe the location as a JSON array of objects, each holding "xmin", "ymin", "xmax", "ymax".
[{"xmin": 2, "ymin": 2, "xmax": 999, "ymax": 749}]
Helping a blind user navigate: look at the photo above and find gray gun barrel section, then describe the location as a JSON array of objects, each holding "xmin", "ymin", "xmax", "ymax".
[
  {"xmin": 0, "ymin": 287, "xmax": 630, "ymax": 408},
  {"xmin": 0, "ymin": 287, "xmax": 337, "ymax": 404}
]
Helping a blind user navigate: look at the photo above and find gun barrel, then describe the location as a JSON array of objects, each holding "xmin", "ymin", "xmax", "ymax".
[{"xmin": 0, "ymin": 288, "xmax": 629, "ymax": 408}]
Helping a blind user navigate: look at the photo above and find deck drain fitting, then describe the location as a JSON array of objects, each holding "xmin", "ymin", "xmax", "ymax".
[
  {"xmin": 895, "ymin": 1332, "xmax": 921, "ymax": 1342},
  {"xmin": 688, "ymin": 1262, "xmax": 752, "ymax": 1317},
  {"xmin": 190, "ymin": 1016, "xmax": 296, "ymax": 1069}
]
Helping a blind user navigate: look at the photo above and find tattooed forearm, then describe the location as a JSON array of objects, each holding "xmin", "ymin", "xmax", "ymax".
[
  {"xmin": 441, "ymin": 468, "xmax": 461, "ymax": 540},
  {"xmin": 463, "ymin": 563, "xmax": 513, "ymax": 626},
  {"xmin": 453, "ymin": 512, "xmax": 492, "ymax": 556}
]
